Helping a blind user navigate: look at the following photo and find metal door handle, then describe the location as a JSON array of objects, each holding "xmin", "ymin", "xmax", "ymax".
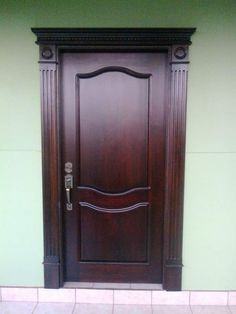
[
  {"xmin": 65, "ymin": 174, "xmax": 73, "ymax": 211},
  {"xmin": 66, "ymin": 188, "xmax": 72, "ymax": 210}
]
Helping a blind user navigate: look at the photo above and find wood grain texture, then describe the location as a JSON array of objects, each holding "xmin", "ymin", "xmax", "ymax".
[
  {"xmin": 62, "ymin": 52, "xmax": 166, "ymax": 283},
  {"xmin": 39, "ymin": 45, "xmax": 61, "ymax": 288},
  {"xmin": 77, "ymin": 68, "xmax": 150, "ymax": 192},
  {"xmin": 80, "ymin": 203, "xmax": 149, "ymax": 262},
  {"xmin": 163, "ymin": 46, "xmax": 189, "ymax": 291},
  {"xmin": 77, "ymin": 186, "xmax": 150, "ymax": 208},
  {"xmin": 79, "ymin": 202, "xmax": 149, "ymax": 213}
]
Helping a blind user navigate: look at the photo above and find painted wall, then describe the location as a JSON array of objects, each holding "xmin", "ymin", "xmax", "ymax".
[{"xmin": 0, "ymin": 0, "xmax": 235, "ymax": 290}]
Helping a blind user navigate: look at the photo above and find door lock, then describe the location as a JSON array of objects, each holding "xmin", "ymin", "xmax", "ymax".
[{"xmin": 65, "ymin": 174, "xmax": 73, "ymax": 211}]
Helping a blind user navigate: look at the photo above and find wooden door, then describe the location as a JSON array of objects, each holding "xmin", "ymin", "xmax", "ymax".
[{"xmin": 61, "ymin": 52, "xmax": 167, "ymax": 283}]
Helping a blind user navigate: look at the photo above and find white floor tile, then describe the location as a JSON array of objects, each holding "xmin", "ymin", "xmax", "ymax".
[
  {"xmin": 73, "ymin": 303, "xmax": 113, "ymax": 314},
  {"xmin": 191, "ymin": 305, "xmax": 231, "ymax": 314},
  {"xmin": 33, "ymin": 302, "xmax": 75, "ymax": 313},
  {"xmin": 0, "ymin": 301, "xmax": 36, "ymax": 314},
  {"xmin": 38, "ymin": 288, "xmax": 75, "ymax": 303},
  {"xmin": 190, "ymin": 292, "xmax": 228, "ymax": 306},
  {"xmin": 114, "ymin": 290, "xmax": 151, "ymax": 304},
  {"xmin": 76, "ymin": 289, "xmax": 113, "ymax": 304},
  {"xmin": 229, "ymin": 306, "xmax": 236, "ymax": 314},
  {"xmin": 152, "ymin": 305, "xmax": 192, "ymax": 313},
  {"xmin": 152, "ymin": 291, "xmax": 189, "ymax": 305},
  {"xmin": 229, "ymin": 293, "xmax": 236, "ymax": 305},
  {"xmin": 1, "ymin": 287, "xmax": 37, "ymax": 302},
  {"xmin": 114, "ymin": 304, "xmax": 152, "ymax": 314}
]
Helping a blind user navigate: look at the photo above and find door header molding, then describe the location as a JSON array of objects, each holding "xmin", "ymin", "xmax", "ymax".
[
  {"xmin": 32, "ymin": 27, "xmax": 196, "ymax": 291},
  {"xmin": 32, "ymin": 28, "xmax": 196, "ymax": 46}
]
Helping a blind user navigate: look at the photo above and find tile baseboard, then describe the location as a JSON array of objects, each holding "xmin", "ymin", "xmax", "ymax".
[{"xmin": 0, "ymin": 287, "xmax": 235, "ymax": 305}]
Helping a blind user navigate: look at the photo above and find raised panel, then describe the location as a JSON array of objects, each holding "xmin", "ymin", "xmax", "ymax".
[
  {"xmin": 77, "ymin": 68, "xmax": 151, "ymax": 192},
  {"xmin": 77, "ymin": 186, "xmax": 150, "ymax": 208},
  {"xmin": 80, "ymin": 203, "xmax": 149, "ymax": 263}
]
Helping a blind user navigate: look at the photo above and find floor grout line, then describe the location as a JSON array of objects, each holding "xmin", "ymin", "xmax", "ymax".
[
  {"xmin": 112, "ymin": 289, "xmax": 115, "ymax": 314},
  {"xmin": 151, "ymin": 301, "xmax": 154, "ymax": 314},
  {"xmin": 31, "ymin": 302, "xmax": 38, "ymax": 314},
  {"xmin": 228, "ymin": 304, "xmax": 235, "ymax": 314},
  {"xmin": 189, "ymin": 304, "xmax": 194, "ymax": 314},
  {"xmin": 72, "ymin": 302, "xmax": 77, "ymax": 314}
]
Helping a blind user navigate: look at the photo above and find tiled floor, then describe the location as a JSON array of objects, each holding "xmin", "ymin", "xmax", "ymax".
[{"xmin": 0, "ymin": 303, "xmax": 235, "ymax": 314}]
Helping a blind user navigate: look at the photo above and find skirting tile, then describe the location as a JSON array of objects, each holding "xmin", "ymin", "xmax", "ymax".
[
  {"xmin": 1, "ymin": 287, "xmax": 37, "ymax": 302},
  {"xmin": 0, "ymin": 287, "xmax": 235, "ymax": 306},
  {"xmin": 114, "ymin": 290, "xmax": 152, "ymax": 305},
  {"xmin": 190, "ymin": 292, "xmax": 228, "ymax": 305},
  {"xmin": 38, "ymin": 288, "xmax": 75, "ymax": 303},
  {"xmin": 229, "ymin": 292, "xmax": 236, "ymax": 305},
  {"xmin": 152, "ymin": 291, "xmax": 190, "ymax": 305},
  {"xmin": 76, "ymin": 289, "xmax": 113, "ymax": 304}
]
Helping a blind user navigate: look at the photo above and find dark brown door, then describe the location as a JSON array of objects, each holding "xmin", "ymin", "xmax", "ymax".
[{"xmin": 61, "ymin": 52, "xmax": 167, "ymax": 283}]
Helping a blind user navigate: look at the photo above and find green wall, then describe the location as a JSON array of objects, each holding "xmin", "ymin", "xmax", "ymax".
[{"xmin": 0, "ymin": 0, "xmax": 235, "ymax": 290}]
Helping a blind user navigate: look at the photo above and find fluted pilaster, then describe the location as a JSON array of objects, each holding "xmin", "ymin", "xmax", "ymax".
[
  {"xmin": 163, "ymin": 46, "xmax": 189, "ymax": 291},
  {"xmin": 39, "ymin": 45, "xmax": 61, "ymax": 288}
]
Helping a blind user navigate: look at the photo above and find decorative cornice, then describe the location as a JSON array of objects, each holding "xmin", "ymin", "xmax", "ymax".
[{"xmin": 32, "ymin": 28, "xmax": 196, "ymax": 46}]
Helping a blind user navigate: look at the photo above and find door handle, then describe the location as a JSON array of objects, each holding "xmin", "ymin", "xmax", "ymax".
[{"xmin": 65, "ymin": 174, "xmax": 73, "ymax": 211}]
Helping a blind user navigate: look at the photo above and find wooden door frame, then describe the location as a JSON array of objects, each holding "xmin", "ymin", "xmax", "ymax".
[{"xmin": 32, "ymin": 28, "xmax": 196, "ymax": 290}]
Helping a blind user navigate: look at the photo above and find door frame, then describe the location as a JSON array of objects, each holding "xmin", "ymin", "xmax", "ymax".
[{"xmin": 32, "ymin": 28, "xmax": 196, "ymax": 291}]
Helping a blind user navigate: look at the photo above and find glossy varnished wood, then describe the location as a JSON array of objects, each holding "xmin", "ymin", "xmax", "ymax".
[
  {"xmin": 32, "ymin": 28, "xmax": 195, "ymax": 46},
  {"xmin": 32, "ymin": 28, "xmax": 196, "ymax": 290},
  {"xmin": 62, "ymin": 53, "xmax": 166, "ymax": 283},
  {"xmin": 77, "ymin": 65, "xmax": 150, "ymax": 192},
  {"xmin": 163, "ymin": 47, "xmax": 189, "ymax": 290},
  {"xmin": 38, "ymin": 46, "xmax": 61, "ymax": 287},
  {"xmin": 77, "ymin": 186, "xmax": 150, "ymax": 208}
]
